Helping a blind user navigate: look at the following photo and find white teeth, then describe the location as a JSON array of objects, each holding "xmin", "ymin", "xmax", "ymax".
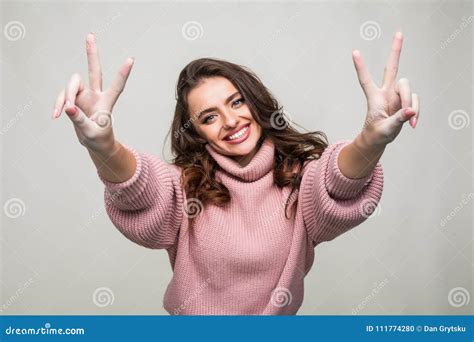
[{"xmin": 226, "ymin": 125, "xmax": 248, "ymax": 140}]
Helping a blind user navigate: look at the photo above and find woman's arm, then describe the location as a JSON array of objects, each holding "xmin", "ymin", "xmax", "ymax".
[
  {"xmin": 53, "ymin": 33, "xmax": 184, "ymax": 249},
  {"xmin": 97, "ymin": 144, "xmax": 185, "ymax": 249},
  {"xmin": 336, "ymin": 131, "xmax": 385, "ymax": 180},
  {"xmin": 300, "ymin": 31, "xmax": 421, "ymax": 246},
  {"xmin": 88, "ymin": 140, "xmax": 137, "ymax": 183},
  {"xmin": 300, "ymin": 140, "xmax": 384, "ymax": 246}
]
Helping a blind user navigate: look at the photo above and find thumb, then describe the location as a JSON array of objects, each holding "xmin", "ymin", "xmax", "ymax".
[
  {"xmin": 387, "ymin": 107, "xmax": 417, "ymax": 127},
  {"xmin": 65, "ymin": 106, "xmax": 95, "ymax": 134}
]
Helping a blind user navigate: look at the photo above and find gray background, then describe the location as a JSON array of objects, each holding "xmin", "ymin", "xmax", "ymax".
[{"xmin": 1, "ymin": 0, "xmax": 472, "ymax": 315}]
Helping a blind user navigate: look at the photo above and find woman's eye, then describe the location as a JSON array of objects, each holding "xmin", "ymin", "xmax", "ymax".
[
  {"xmin": 233, "ymin": 98, "xmax": 244, "ymax": 106},
  {"xmin": 203, "ymin": 114, "xmax": 216, "ymax": 124},
  {"xmin": 202, "ymin": 99, "xmax": 244, "ymax": 124}
]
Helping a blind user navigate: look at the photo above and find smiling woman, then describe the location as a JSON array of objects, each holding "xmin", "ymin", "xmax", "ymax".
[
  {"xmin": 93, "ymin": 56, "xmax": 384, "ymax": 315},
  {"xmin": 186, "ymin": 77, "xmax": 262, "ymax": 164},
  {"xmin": 54, "ymin": 32, "xmax": 404, "ymax": 315},
  {"xmin": 170, "ymin": 58, "xmax": 329, "ymax": 220}
]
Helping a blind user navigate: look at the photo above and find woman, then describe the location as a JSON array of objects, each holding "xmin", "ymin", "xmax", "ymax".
[{"xmin": 52, "ymin": 31, "xmax": 419, "ymax": 315}]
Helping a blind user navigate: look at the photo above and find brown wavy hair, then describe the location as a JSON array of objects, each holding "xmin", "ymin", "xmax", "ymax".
[{"xmin": 165, "ymin": 57, "xmax": 328, "ymax": 223}]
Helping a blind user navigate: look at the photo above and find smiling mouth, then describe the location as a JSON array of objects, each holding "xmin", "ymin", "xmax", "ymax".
[{"xmin": 223, "ymin": 123, "xmax": 250, "ymax": 141}]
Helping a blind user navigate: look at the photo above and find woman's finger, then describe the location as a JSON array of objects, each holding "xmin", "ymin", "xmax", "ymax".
[
  {"xmin": 86, "ymin": 33, "xmax": 103, "ymax": 91},
  {"xmin": 64, "ymin": 73, "xmax": 84, "ymax": 116},
  {"xmin": 395, "ymin": 78, "xmax": 412, "ymax": 111},
  {"xmin": 382, "ymin": 31, "xmax": 403, "ymax": 88},
  {"xmin": 352, "ymin": 49, "xmax": 377, "ymax": 99},
  {"xmin": 52, "ymin": 89, "xmax": 65, "ymax": 119},
  {"xmin": 411, "ymin": 93, "xmax": 420, "ymax": 128},
  {"xmin": 105, "ymin": 57, "xmax": 135, "ymax": 109},
  {"xmin": 387, "ymin": 107, "xmax": 417, "ymax": 129},
  {"xmin": 65, "ymin": 106, "xmax": 96, "ymax": 135}
]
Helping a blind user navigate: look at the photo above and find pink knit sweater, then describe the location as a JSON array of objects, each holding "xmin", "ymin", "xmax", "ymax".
[{"xmin": 98, "ymin": 137, "xmax": 384, "ymax": 315}]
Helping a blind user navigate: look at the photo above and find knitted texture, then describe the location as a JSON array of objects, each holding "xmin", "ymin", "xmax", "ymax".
[{"xmin": 99, "ymin": 137, "xmax": 384, "ymax": 315}]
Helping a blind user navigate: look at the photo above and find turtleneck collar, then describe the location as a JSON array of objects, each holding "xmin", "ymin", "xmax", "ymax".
[{"xmin": 204, "ymin": 136, "xmax": 275, "ymax": 182}]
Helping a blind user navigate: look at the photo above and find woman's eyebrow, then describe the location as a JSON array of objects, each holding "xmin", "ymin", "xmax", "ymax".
[{"xmin": 195, "ymin": 91, "xmax": 241, "ymax": 120}]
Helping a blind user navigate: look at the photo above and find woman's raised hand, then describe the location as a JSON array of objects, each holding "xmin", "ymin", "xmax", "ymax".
[
  {"xmin": 52, "ymin": 33, "xmax": 134, "ymax": 155},
  {"xmin": 352, "ymin": 31, "xmax": 420, "ymax": 147}
]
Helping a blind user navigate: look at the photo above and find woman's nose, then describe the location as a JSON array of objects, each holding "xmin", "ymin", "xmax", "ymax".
[{"xmin": 222, "ymin": 112, "xmax": 238, "ymax": 128}]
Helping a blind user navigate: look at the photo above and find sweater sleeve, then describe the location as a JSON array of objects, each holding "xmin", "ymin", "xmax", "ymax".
[
  {"xmin": 97, "ymin": 144, "xmax": 184, "ymax": 250},
  {"xmin": 300, "ymin": 139, "xmax": 384, "ymax": 247}
]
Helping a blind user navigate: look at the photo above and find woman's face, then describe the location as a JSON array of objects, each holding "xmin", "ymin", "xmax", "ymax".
[{"xmin": 188, "ymin": 76, "xmax": 263, "ymax": 166}]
